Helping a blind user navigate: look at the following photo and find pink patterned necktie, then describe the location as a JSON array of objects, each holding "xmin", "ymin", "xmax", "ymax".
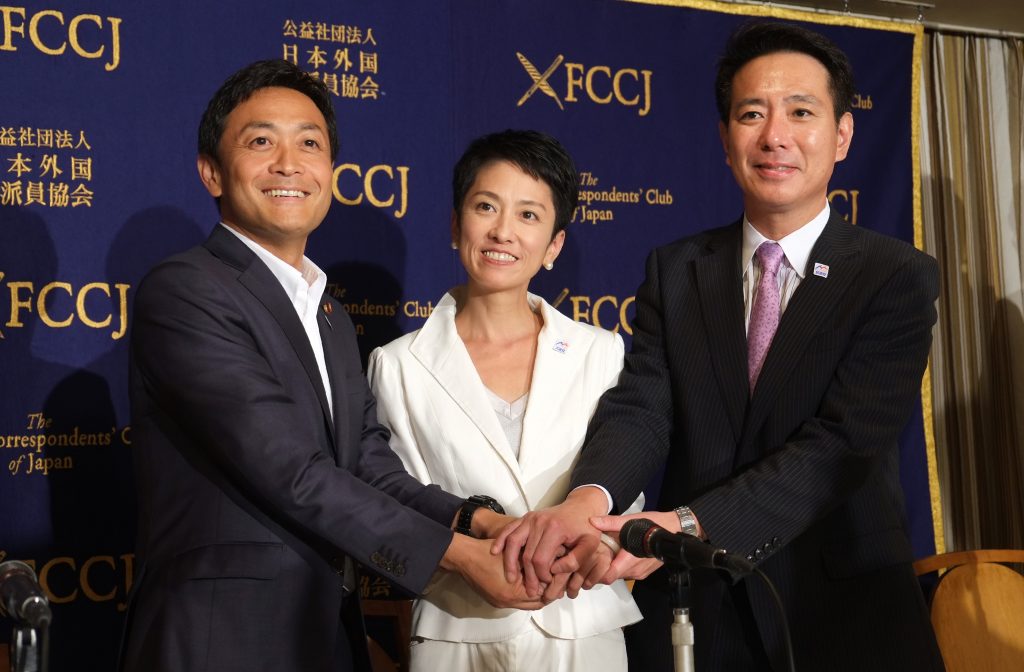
[{"xmin": 748, "ymin": 241, "xmax": 785, "ymax": 392}]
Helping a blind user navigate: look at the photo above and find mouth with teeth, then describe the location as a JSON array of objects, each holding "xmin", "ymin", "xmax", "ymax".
[
  {"xmin": 754, "ymin": 162, "xmax": 797, "ymax": 177},
  {"xmin": 482, "ymin": 250, "xmax": 518, "ymax": 263},
  {"xmin": 263, "ymin": 188, "xmax": 308, "ymax": 198}
]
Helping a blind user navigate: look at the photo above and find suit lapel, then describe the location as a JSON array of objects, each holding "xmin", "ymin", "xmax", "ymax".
[
  {"xmin": 694, "ymin": 223, "xmax": 748, "ymax": 444},
  {"xmin": 204, "ymin": 226, "xmax": 336, "ymax": 447},
  {"xmin": 409, "ymin": 294, "xmax": 523, "ymax": 480},
  {"xmin": 318, "ymin": 308, "xmax": 345, "ymax": 461},
  {"xmin": 517, "ymin": 298, "xmax": 594, "ymax": 483},
  {"xmin": 737, "ymin": 212, "xmax": 862, "ymax": 465}
]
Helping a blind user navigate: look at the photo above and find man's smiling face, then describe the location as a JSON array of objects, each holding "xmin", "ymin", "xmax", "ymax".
[{"xmin": 198, "ymin": 86, "xmax": 333, "ymax": 265}]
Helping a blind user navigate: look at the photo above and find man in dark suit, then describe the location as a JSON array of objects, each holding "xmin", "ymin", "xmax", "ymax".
[
  {"xmin": 496, "ymin": 22, "xmax": 944, "ymax": 671},
  {"xmin": 119, "ymin": 59, "xmax": 538, "ymax": 672}
]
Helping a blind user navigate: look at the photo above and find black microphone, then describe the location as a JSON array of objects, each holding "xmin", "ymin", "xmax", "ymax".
[
  {"xmin": 0, "ymin": 560, "xmax": 53, "ymax": 628},
  {"xmin": 620, "ymin": 518, "xmax": 755, "ymax": 577}
]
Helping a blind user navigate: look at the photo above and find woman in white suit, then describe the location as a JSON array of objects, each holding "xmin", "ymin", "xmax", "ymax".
[{"xmin": 368, "ymin": 130, "xmax": 641, "ymax": 671}]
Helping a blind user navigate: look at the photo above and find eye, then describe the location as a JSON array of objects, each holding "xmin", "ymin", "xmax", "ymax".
[
  {"xmin": 475, "ymin": 202, "xmax": 496, "ymax": 212},
  {"xmin": 738, "ymin": 110, "xmax": 763, "ymax": 121},
  {"xmin": 521, "ymin": 210, "xmax": 539, "ymax": 221},
  {"xmin": 303, "ymin": 138, "xmax": 321, "ymax": 149},
  {"xmin": 793, "ymin": 108, "xmax": 813, "ymax": 118},
  {"xmin": 249, "ymin": 136, "xmax": 270, "ymax": 148}
]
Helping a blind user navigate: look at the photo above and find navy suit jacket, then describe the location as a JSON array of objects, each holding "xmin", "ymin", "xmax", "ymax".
[
  {"xmin": 120, "ymin": 226, "xmax": 461, "ymax": 672},
  {"xmin": 573, "ymin": 211, "xmax": 944, "ymax": 671}
]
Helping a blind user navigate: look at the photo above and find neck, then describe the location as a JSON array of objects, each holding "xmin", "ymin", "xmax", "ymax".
[
  {"xmin": 223, "ymin": 222, "xmax": 307, "ymax": 271},
  {"xmin": 453, "ymin": 285, "xmax": 540, "ymax": 343},
  {"xmin": 745, "ymin": 199, "xmax": 827, "ymax": 241}
]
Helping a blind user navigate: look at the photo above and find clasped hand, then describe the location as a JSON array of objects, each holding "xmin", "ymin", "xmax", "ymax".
[{"xmin": 488, "ymin": 490, "xmax": 670, "ymax": 601}]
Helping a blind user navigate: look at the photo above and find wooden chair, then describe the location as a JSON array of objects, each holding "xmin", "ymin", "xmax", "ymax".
[
  {"xmin": 363, "ymin": 598, "xmax": 413, "ymax": 672},
  {"xmin": 913, "ymin": 550, "xmax": 1024, "ymax": 672}
]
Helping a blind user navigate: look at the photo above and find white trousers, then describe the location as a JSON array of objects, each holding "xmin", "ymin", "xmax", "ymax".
[{"xmin": 409, "ymin": 622, "xmax": 627, "ymax": 672}]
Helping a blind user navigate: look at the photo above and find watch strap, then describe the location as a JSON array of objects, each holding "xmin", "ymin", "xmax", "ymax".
[
  {"xmin": 455, "ymin": 495, "xmax": 504, "ymax": 537},
  {"xmin": 674, "ymin": 505, "xmax": 699, "ymax": 537}
]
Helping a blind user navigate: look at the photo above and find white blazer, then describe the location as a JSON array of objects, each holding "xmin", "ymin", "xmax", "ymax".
[{"xmin": 368, "ymin": 291, "xmax": 642, "ymax": 643}]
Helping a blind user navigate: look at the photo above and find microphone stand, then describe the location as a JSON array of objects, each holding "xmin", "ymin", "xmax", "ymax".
[
  {"xmin": 9, "ymin": 622, "xmax": 48, "ymax": 672},
  {"xmin": 668, "ymin": 567, "xmax": 694, "ymax": 672}
]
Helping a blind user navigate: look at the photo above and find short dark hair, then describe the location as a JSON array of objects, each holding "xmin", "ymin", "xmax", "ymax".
[
  {"xmin": 715, "ymin": 22, "xmax": 855, "ymax": 124},
  {"xmin": 452, "ymin": 130, "xmax": 578, "ymax": 237},
  {"xmin": 198, "ymin": 59, "xmax": 339, "ymax": 161}
]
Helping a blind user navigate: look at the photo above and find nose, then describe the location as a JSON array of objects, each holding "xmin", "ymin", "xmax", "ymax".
[
  {"xmin": 270, "ymin": 143, "xmax": 301, "ymax": 176},
  {"xmin": 489, "ymin": 211, "xmax": 514, "ymax": 242},
  {"xmin": 758, "ymin": 111, "xmax": 789, "ymax": 150}
]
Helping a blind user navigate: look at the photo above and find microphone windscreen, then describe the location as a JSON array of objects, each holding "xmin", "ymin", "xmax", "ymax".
[
  {"xmin": 620, "ymin": 518, "xmax": 657, "ymax": 557},
  {"xmin": 0, "ymin": 560, "xmax": 38, "ymax": 618}
]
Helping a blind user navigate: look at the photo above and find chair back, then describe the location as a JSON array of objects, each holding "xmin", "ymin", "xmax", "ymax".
[{"xmin": 914, "ymin": 550, "xmax": 1024, "ymax": 672}]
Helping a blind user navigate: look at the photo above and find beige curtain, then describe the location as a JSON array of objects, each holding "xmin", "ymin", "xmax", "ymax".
[{"xmin": 920, "ymin": 31, "xmax": 1024, "ymax": 551}]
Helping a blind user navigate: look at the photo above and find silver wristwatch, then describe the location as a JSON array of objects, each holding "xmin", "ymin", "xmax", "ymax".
[{"xmin": 674, "ymin": 505, "xmax": 699, "ymax": 537}]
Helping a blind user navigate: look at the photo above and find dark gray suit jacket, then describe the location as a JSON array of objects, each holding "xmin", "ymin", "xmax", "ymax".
[
  {"xmin": 573, "ymin": 211, "xmax": 944, "ymax": 671},
  {"xmin": 120, "ymin": 226, "xmax": 461, "ymax": 672}
]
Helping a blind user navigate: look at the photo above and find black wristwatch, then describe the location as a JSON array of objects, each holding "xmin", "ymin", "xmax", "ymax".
[{"xmin": 455, "ymin": 495, "xmax": 505, "ymax": 538}]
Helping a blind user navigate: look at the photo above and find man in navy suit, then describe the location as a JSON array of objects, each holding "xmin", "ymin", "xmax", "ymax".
[
  {"xmin": 120, "ymin": 59, "xmax": 538, "ymax": 672},
  {"xmin": 497, "ymin": 22, "xmax": 944, "ymax": 671}
]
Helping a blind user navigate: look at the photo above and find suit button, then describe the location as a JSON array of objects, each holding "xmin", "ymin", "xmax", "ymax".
[
  {"xmin": 746, "ymin": 554, "xmax": 754, "ymax": 563},
  {"xmin": 754, "ymin": 549, "xmax": 763, "ymax": 560}
]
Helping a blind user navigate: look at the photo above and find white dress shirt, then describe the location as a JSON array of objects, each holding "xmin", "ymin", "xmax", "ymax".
[
  {"xmin": 742, "ymin": 203, "xmax": 830, "ymax": 333},
  {"xmin": 220, "ymin": 223, "xmax": 332, "ymax": 416}
]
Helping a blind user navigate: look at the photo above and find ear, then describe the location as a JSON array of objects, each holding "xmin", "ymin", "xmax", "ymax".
[
  {"xmin": 197, "ymin": 154, "xmax": 223, "ymax": 198},
  {"xmin": 718, "ymin": 121, "xmax": 732, "ymax": 167},
  {"xmin": 834, "ymin": 112, "xmax": 854, "ymax": 163},
  {"xmin": 450, "ymin": 210, "xmax": 460, "ymax": 247},
  {"xmin": 544, "ymin": 230, "xmax": 566, "ymax": 266}
]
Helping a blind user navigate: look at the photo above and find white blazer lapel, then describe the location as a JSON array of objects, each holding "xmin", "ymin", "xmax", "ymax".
[
  {"xmin": 409, "ymin": 293, "xmax": 523, "ymax": 479},
  {"xmin": 517, "ymin": 295, "xmax": 595, "ymax": 505}
]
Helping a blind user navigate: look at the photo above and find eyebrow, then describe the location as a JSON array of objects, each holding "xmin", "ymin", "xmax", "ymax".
[
  {"xmin": 471, "ymin": 190, "xmax": 549, "ymax": 210},
  {"xmin": 238, "ymin": 121, "xmax": 326, "ymax": 134},
  {"xmin": 734, "ymin": 94, "xmax": 823, "ymax": 109}
]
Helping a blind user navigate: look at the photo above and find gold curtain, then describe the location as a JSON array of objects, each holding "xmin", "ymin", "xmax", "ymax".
[{"xmin": 920, "ymin": 31, "xmax": 1024, "ymax": 550}]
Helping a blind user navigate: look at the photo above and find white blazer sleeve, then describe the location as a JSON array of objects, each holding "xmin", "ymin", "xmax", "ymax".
[{"xmin": 367, "ymin": 346, "xmax": 432, "ymax": 484}]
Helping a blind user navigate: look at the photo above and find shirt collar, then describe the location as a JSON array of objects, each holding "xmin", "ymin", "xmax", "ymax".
[
  {"xmin": 219, "ymin": 223, "xmax": 327, "ymax": 310},
  {"xmin": 741, "ymin": 203, "xmax": 830, "ymax": 278}
]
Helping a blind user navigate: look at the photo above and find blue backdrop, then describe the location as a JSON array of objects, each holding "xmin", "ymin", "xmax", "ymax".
[{"xmin": 0, "ymin": 1, "xmax": 932, "ymax": 667}]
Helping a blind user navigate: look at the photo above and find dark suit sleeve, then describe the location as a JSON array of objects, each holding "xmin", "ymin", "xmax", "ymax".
[
  {"xmin": 350, "ymin": 360, "xmax": 463, "ymax": 525},
  {"xmin": 571, "ymin": 247, "xmax": 675, "ymax": 509},
  {"xmin": 691, "ymin": 250, "xmax": 938, "ymax": 554},
  {"xmin": 133, "ymin": 259, "xmax": 457, "ymax": 594}
]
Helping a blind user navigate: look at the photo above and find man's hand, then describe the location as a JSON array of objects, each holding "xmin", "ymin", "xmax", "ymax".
[
  {"xmin": 588, "ymin": 510, "xmax": 680, "ymax": 583},
  {"xmin": 566, "ymin": 537, "xmax": 615, "ymax": 597},
  {"xmin": 540, "ymin": 568, "xmax": 571, "ymax": 604},
  {"xmin": 490, "ymin": 487, "xmax": 608, "ymax": 598},
  {"xmin": 470, "ymin": 509, "xmax": 517, "ymax": 539},
  {"xmin": 440, "ymin": 533, "xmax": 544, "ymax": 610}
]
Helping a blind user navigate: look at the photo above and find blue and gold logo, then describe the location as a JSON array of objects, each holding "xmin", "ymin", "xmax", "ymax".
[
  {"xmin": 332, "ymin": 162, "xmax": 408, "ymax": 219},
  {"xmin": 0, "ymin": 7, "xmax": 122, "ymax": 72},
  {"xmin": 0, "ymin": 275, "xmax": 129, "ymax": 340},
  {"xmin": 516, "ymin": 52, "xmax": 652, "ymax": 117}
]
